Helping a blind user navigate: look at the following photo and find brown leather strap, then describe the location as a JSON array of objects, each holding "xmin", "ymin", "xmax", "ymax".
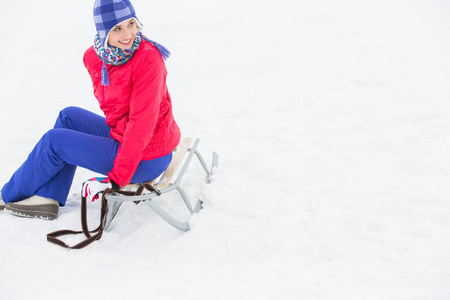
[
  {"xmin": 47, "ymin": 183, "xmax": 159, "ymax": 249},
  {"xmin": 47, "ymin": 191, "xmax": 109, "ymax": 249}
]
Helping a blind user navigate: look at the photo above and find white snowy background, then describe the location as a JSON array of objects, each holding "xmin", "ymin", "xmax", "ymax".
[{"xmin": 1, "ymin": 0, "xmax": 450, "ymax": 299}]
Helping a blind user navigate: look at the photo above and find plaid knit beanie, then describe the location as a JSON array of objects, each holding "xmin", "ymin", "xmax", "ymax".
[
  {"xmin": 93, "ymin": 0, "xmax": 170, "ymax": 86},
  {"xmin": 94, "ymin": 0, "xmax": 140, "ymax": 49}
]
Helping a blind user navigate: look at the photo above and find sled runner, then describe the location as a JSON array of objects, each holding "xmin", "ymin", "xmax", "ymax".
[{"xmin": 104, "ymin": 137, "xmax": 218, "ymax": 231}]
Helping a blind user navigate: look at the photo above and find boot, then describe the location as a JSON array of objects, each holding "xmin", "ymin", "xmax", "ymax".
[
  {"xmin": 0, "ymin": 190, "xmax": 4, "ymax": 210},
  {"xmin": 5, "ymin": 195, "xmax": 59, "ymax": 220}
]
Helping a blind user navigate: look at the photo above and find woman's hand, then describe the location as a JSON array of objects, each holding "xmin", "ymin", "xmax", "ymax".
[{"xmin": 81, "ymin": 177, "xmax": 120, "ymax": 202}]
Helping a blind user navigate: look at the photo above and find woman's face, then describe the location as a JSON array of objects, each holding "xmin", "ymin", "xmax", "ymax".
[{"xmin": 108, "ymin": 18, "xmax": 138, "ymax": 49}]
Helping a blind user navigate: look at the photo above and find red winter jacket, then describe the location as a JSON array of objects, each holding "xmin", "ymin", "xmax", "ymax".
[{"xmin": 83, "ymin": 40, "xmax": 181, "ymax": 187}]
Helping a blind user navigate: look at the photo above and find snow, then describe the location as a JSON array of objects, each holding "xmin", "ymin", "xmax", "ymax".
[{"xmin": 1, "ymin": 0, "xmax": 450, "ymax": 299}]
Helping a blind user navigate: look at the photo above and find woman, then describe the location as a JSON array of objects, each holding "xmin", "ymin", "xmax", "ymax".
[{"xmin": 0, "ymin": 0, "xmax": 181, "ymax": 220}]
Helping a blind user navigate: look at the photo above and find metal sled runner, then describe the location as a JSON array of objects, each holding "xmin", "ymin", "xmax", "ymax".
[{"xmin": 104, "ymin": 137, "xmax": 218, "ymax": 231}]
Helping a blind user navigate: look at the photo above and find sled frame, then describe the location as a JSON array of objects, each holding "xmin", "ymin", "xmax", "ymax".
[{"xmin": 104, "ymin": 137, "xmax": 218, "ymax": 232}]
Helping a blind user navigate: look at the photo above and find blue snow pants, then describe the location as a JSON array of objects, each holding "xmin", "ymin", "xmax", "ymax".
[{"xmin": 1, "ymin": 106, "xmax": 172, "ymax": 205}]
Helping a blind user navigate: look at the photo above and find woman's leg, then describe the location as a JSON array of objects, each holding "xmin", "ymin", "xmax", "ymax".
[
  {"xmin": 54, "ymin": 106, "xmax": 173, "ymax": 183},
  {"xmin": 2, "ymin": 107, "xmax": 113, "ymax": 205},
  {"xmin": 3, "ymin": 128, "xmax": 172, "ymax": 205},
  {"xmin": 54, "ymin": 106, "xmax": 111, "ymax": 137},
  {"xmin": 2, "ymin": 128, "xmax": 119, "ymax": 205},
  {"xmin": 2, "ymin": 106, "xmax": 172, "ymax": 206}
]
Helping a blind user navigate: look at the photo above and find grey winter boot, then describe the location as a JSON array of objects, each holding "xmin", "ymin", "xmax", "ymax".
[
  {"xmin": 0, "ymin": 191, "xmax": 4, "ymax": 210},
  {"xmin": 5, "ymin": 196, "xmax": 59, "ymax": 220}
]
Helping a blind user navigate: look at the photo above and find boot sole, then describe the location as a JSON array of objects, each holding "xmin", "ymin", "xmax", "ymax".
[{"xmin": 5, "ymin": 203, "xmax": 58, "ymax": 220}]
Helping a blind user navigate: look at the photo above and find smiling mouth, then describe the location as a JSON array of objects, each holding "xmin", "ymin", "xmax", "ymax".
[{"xmin": 120, "ymin": 40, "xmax": 132, "ymax": 44}]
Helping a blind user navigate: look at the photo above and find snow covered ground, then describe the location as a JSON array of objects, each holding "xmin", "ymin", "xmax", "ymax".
[{"xmin": 1, "ymin": 0, "xmax": 450, "ymax": 299}]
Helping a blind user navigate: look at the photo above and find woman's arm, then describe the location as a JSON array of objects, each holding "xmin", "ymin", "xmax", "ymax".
[{"xmin": 108, "ymin": 50, "xmax": 166, "ymax": 187}]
